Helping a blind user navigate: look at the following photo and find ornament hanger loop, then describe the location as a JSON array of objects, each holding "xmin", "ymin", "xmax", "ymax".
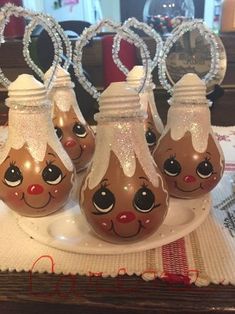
[
  {"xmin": 0, "ymin": 3, "xmax": 62, "ymax": 91},
  {"xmin": 158, "ymin": 19, "xmax": 220, "ymax": 95},
  {"xmin": 73, "ymin": 19, "xmax": 152, "ymax": 100},
  {"xmin": 23, "ymin": 13, "xmax": 72, "ymax": 80},
  {"xmin": 113, "ymin": 17, "xmax": 163, "ymax": 76}
]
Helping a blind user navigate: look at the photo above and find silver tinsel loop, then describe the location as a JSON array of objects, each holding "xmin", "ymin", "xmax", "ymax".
[
  {"xmin": 73, "ymin": 19, "xmax": 152, "ymax": 100},
  {"xmin": 158, "ymin": 19, "xmax": 220, "ymax": 95},
  {"xmin": 23, "ymin": 13, "xmax": 72, "ymax": 79},
  {"xmin": 113, "ymin": 17, "xmax": 163, "ymax": 75},
  {"xmin": 0, "ymin": 3, "xmax": 62, "ymax": 91}
]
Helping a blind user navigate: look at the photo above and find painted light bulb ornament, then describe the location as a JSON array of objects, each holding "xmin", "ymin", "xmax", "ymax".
[
  {"xmin": 45, "ymin": 66, "xmax": 95, "ymax": 173},
  {"xmin": 0, "ymin": 74, "xmax": 74, "ymax": 217},
  {"xmin": 127, "ymin": 66, "xmax": 163, "ymax": 152},
  {"xmin": 153, "ymin": 73, "xmax": 224, "ymax": 199},
  {"xmin": 80, "ymin": 82, "xmax": 169, "ymax": 243}
]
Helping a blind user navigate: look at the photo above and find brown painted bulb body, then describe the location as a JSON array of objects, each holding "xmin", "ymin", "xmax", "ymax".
[
  {"xmin": 81, "ymin": 152, "xmax": 168, "ymax": 243},
  {"xmin": 79, "ymin": 82, "xmax": 169, "ymax": 243},
  {"xmin": 153, "ymin": 74, "xmax": 225, "ymax": 199},
  {"xmin": 154, "ymin": 131, "xmax": 224, "ymax": 199},
  {"xmin": 0, "ymin": 74, "xmax": 74, "ymax": 217},
  {"xmin": 0, "ymin": 145, "xmax": 73, "ymax": 217},
  {"xmin": 53, "ymin": 105, "xmax": 95, "ymax": 173}
]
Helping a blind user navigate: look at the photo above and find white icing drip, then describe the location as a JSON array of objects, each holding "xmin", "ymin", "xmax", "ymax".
[
  {"xmin": 163, "ymin": 104, "xmax": 211, "ymax": 153},
  {"xmin": 50, "ymin": 87, "xmax": 86, "ymax": 124},
  {"xmin": 0, "ymin": 108, "xmax": 74, "ymax": 172},
  {"xmin": 86, "ymin": 121, "xmax": 162, "ymax": 190}
]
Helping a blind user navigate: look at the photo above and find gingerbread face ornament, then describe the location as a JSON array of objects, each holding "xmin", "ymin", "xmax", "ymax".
[
  {"xmin": 0, "ymin": 74, "xmax": 74, "ymax": 217},
  {"xmin": 80, "ymin": 82, "xmax": 169, "ymax": 243},
  {"xmin": 154, "ymin": 74, "xmax": 224, "ymax": 199},
  {"xmin": 45, "ymin": 66, "xmax": 95, "ymax": 173}
]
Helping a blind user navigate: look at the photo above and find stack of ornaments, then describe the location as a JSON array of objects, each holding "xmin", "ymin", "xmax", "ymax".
[{"xmin": 0, "ymin": 4, "xmax": 225, "ymax": 246}]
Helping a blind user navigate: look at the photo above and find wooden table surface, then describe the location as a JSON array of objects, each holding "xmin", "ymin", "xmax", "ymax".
[{"xmin": 0, "ymin": 271, "xmax": 235, "ymax": 314}]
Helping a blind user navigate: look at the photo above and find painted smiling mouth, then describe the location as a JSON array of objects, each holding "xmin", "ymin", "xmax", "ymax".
[
  {"xmin": 108, "ymin": 220, "xmax": 144, "ymax": 238},
  {"xmin": 21, "ymin": 192, "xmax": 54, "ymax": 210},
  {"xmin": 71, "ymin": 145, "xmax": 83, "ymax": 162},
  {"xmin": 174, "ymin": 181, "xmax": 203, "ymax": 193}
]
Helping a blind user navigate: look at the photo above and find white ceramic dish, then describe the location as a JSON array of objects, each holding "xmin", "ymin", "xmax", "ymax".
[{"xmin": 16, "ymin": 193, "xmax": 211, "ymax": 255}]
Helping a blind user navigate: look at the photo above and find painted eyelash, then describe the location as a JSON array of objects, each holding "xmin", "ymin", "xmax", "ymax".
[
  {"xmin": 46, "ymin": 160, "xmax": 55, "ymax": 166},
  {"xmin": 141, "ymin": 182, "xmax": 148, "ymax": 188},
  {"xmin": 100, "ymin": 181, "xmax": 109, "ymax": 188},
  {"xmin": 169, "ymin": 154, "xmax": 176, "ymax": 159},
  {"xmin": 204, "ymin": 156, "xmax": 211, "ymax": 161},
  {"xmin": 10, "ymin": 161, "xmax": 16, "ymax": 166}
]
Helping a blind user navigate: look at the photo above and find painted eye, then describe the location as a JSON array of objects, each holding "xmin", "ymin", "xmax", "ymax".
[
  {"xmin": 92, "ymin": 186, "xmax": 115, "ymax": 213},
  {"xmin": 196, "ymin": 160, "xmax": 213, "ymax": 179},
  {"xmin": 55, "ymin": 127, "xmax": 63, "ymax": 140},
  {"xmin": 42, "ymin": 164, "xmax": 63, "ymax": 185},
  {"xmin": 145, "ymin": 129, "xmax": 157, "ymax": 147},
  {"xmin": 163, "ymin": 157, "xmax": 181, "ymax": 177},
  {"xmin": 73, "ymin": 123, "xmax": 87, "ymax": 138},
  {"xmin": 4, "ymin": 165, "xmax": 23, "ymax": 187},
  {"xmin": 133, "ymin": 187, "xmax": 155, "ymax": 213}
]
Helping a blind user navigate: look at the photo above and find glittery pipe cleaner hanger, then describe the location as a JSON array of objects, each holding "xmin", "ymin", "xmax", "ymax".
[
  {"xmin": 23, "ymin": 12, "xmax": 72, "ymax": 80},
  {"xmin": 158, "ymin": 19, "xmax": 220, "ymax": 95},
  {"xmin": 0, "ymin": 3, "xmax": 62, "ymax": 91},
  {"xmin": 73, "ymin": 19, "xmax": 152, "ymax": 100},
  {"xmin": 113, "ymin": 17, "xmax": 163, "ymax": 77}
]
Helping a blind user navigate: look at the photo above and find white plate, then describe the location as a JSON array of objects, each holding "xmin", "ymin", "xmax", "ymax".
[{"xmin": 16, "ymin": 194, "xmax": 211, "ymax": 255}]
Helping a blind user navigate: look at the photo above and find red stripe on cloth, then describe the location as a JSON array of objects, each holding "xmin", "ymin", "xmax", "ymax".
[
  {"xmin": 162, "ymin": 238, "xmax": 189, "ymax": 284},
  {"xmin": 225, "ymin": 167, "xmax": 235, "ymax": 171}
]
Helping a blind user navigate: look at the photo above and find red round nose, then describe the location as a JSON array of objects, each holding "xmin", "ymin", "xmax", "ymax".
[
  {"xmin": 183, "ymin": 175, "xmax": 196, "ymax": 183},
  {"xmin": 27, "ymin": 184, "xmax": 44, "ymax": 195},
  {"xmin": 116, "ymin": 211, "xmax": 136, "ymax": 224},
  {"xmin": 64, "ymin": 138, "xmax": 76, "ymax": 148}
]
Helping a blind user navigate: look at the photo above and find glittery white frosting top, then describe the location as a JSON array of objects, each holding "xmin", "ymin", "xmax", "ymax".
[
  {"xmin": 44, "ymin": 66, "xmax": 85, "ymax": 124},
  {"xmin": 127, "ymin": 66, "xmax": 163, "ymax": 133},
  {"xmin": 0, "ymin": 74, "xmax": 74, "ymax": 171},
  {"xmin": 84, "ymin": 82, "xmax": 167, "ymax": 191},
  {"xmin": 161, "ymin": 73, "xmax": 217, "ymax": 153}
]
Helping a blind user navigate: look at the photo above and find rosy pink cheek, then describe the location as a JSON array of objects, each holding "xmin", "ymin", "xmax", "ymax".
[
  {"xmin": 99, "ymin": 219, "xmax": 111, "ymax": 230},
  {"xmin": 202, "ymin": 177, "xmax": 218, "ymax": 190},
  {"xmin": 143, "ymin": 218, "xmax": 151, "ymax": 226},
  {"xmin": 6, "ymin": 190, "xmax": 23, "ymax": 206}
]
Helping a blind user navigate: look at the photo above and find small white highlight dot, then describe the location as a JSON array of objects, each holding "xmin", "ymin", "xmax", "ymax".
[{"xmin": 145, "ymin": 219, "xmax": 150, "ymax": 224}]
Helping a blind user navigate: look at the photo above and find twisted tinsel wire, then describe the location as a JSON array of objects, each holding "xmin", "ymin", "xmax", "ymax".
[
  {"xmin": 0, "ymin": 3, "xmax": 63, "ymax": 91},
  {"xmin": 23, "ymin": 12, "xmax": 72, "ymax": 81},
  {"xmin": 113, "ymin": 17, "xmax": 163, "ymax": 76},
  {"xmin": 158, "ymin": 19, "xmax": 220, "ymax": 95},
  {"xmin": 73, "ymin": 19, "xmax": 152, "ymax": 100}
]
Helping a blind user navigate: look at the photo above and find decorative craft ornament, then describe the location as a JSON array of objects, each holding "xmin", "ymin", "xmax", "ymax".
[
  {"xmin": 112, "ymin": 18, "xmax": 164, "ymax": 152},
  {"xmin": 80, "ymin": 82, "xmax": 169, "ymax": 243},
  {"xmin": 45, "ymin": 66, "xmax": 95, "ymax": 173},
  {"xmin": 75, "ymin": 20, "xmax": 168, "ymax": 243},
  {"xmin": 158, "ymin": 19, "xmax": 221, "ymax": 95},
  {"xmin": 153, "ymin": 73, "xmax": 224, "ymax": 199},
  {"xmin": 23, "ymin": 12, "xmax": 73, "ymax": 80},
  {"xmin": 0, "ymin": 74, "xmax": 75, "ymax": 217},
  {"xmin": 0, "ymin": 3, "xmax": 62, "ymax": 91}
]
